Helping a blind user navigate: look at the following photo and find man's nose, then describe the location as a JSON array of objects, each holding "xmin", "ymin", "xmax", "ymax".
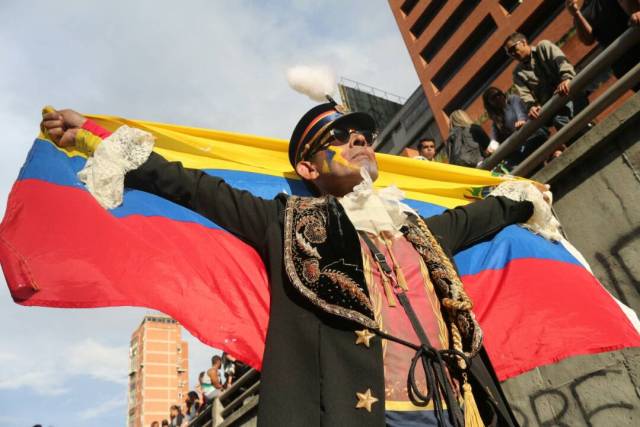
[{"xmin": 349, "ymin": 132, "xmax": 367, "ymax": 147}]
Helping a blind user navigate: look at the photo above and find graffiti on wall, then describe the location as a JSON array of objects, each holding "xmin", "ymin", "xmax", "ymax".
[
  {"xmin": 594, "ymin": 227, "xmax": 640, "ymax": 308},
  {"xmin": 509, "ymin": 368, "xmax": 638, "ymax": 426}
]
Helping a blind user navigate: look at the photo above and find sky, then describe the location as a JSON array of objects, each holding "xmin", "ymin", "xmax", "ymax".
[{"xmin": 0, "ymin": 1, "xmax": 419, "ymax": 426}]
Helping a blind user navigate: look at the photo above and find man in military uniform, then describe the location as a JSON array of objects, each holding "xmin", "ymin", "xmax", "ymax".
[{"xmin": 43, "ymin": 102, "xmax": 546, "ymax": 426}]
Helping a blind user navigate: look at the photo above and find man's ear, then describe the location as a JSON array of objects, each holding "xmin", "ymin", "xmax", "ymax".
[{"xmin": 295, "ymin": 159, "xmax": 321, "ymax": 181}]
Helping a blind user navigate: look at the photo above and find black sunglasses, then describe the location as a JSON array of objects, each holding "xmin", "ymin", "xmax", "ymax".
[
  {"xmin": 505, "ymin": 40, "xmax": 523, "ymax": 57},
  {"xmin": 304, "ymin": 127, "xmax": 377, "ymax": 159},
  {"xmin": 328, "ymin": 127, "xmax": 376, "ymax": 146}
]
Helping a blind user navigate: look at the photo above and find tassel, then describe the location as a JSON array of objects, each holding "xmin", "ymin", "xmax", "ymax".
[
  {"xmin": 370, "ymin": 234, "xmax": 398, "ymax": 306},
  {"xmin": 463, "ymin": 381, "xmax": 485, "ymax": 427},
  {"xmin": 382, "ymin": 235, "xmax": 409, "ymax": 291},
  {"xmin": 393, "ymin": 264, "xmax": 410, "ymax": 291},
  {"xmin": 380, "ymin": 273, "xmax": 397, "ymax": 307}
]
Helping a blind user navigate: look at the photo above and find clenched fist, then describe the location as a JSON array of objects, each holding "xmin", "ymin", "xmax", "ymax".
[{"xmin": 41, "ymin": 108, "xmax": 86, "ymax": 148}]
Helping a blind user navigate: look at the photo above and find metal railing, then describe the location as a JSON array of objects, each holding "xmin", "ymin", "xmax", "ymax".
[
  {"xmin": 480, "ymin": 27, "xmax": 640, "ymax": 177},
  {"xmin": 189, "ymin": 368, "xmax": 260, "ymax": 427},
  {"xmin": 213, "ymin": 368, "xmax": 260, "ymax": 427}
]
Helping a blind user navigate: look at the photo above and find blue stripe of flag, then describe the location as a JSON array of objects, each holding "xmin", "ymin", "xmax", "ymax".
[{"xmin": 19, "ymin": 138, "xmax": 582, "ymax": 274}]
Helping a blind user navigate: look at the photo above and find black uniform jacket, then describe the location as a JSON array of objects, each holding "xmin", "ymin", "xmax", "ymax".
[{"xmin": 126, "ymin": 153, "xmax": 533, "ymax": 427}]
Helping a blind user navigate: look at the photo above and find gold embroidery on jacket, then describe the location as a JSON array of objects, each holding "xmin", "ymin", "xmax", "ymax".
[
  {"xmin": 418, "ymin": 256, "xmax": 449, "ymax": 348},
  {"xmin": 283, "ymin": 196, "xmax": 377, "ymax": 329},
  {"xmin": 322, "ymin": 269, "xmax": 371, "ymax": 310},
  {"xmin": 283, "ymin": 196, "xmax": 482, "ymax": 357}
]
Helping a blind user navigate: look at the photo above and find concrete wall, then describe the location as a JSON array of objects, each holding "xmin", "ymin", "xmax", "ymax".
[{"xmin": 501, "ymin": 93, "xmax": 640, "ymax": 426}]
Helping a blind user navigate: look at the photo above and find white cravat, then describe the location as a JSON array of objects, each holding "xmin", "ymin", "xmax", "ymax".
[{"xmin": 338, "ymin": 168, "xmax": 417, "ymax": 238}]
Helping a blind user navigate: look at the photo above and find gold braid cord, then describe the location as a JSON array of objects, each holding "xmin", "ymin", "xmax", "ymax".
[{"xmin": 408, "ymin": 216, "xmax": 484, "ymax": 360}]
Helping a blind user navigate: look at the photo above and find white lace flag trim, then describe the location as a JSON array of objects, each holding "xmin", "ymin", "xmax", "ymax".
[
  {"xmin": 77, "ymin": 125, "xmax": 154, "ymax": 209},
  {"xmin": 489, "ymin": 180, "xmax": 562, "ymax": 241}
]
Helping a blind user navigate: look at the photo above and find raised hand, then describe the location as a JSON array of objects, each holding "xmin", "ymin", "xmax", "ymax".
[
  {"xmin": 565, "ymin": 0, "xmax": 579, "ymax": 16},
  {"xmin": 528, "ymin": 105, "xmax": 542, "ymax": 120},
  {"xmin": 40, "ymin": 107, "xmax": 86, "ymax": 148}
]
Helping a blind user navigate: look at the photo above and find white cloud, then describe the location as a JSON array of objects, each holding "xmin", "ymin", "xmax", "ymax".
[
  {"xmin": 0, "ymin": 415, "xmax": 23, "ymax": 427},
  {"xmin": 78, "ymin": 395, "xmax": 126, "ymax": 420},
  {"xmin": 67, "ymin": 339, "xmax": 129, "ymax": 385},
  {"xmin": 0, "ymin": 351, "xmax": 18, "ymax": 362},
  {"xmin": 0, "ymin": 0, "xmax": 417, "ymax": 140},
  {"xmin": 0, "ymin": 338, "xmax": 127, "ymax": 396},
  {"xmin": 0, "ymin": 367, "xmax": 69, "ymax": 396}
]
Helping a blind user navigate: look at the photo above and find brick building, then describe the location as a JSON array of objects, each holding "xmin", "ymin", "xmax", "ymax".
[
  {"xmin": 127, "ymin": 314, "xmax": 189, "ymax": 427},
  {"xmin": 388, "ymin": 0, "xmax": 598, "ymax": 138}
]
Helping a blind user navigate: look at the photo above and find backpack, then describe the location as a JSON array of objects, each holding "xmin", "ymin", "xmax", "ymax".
[{"xmin": 444, "ymin": 126, "xmax": 483, "ymax": 167}]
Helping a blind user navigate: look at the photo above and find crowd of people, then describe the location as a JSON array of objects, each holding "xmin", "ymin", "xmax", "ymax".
[
  {"xmin": 149, "ymin": 353, "xmax": 250, "ymax": 427},
  {"xmin": 414, "ymin": 1, "xmax": 639, "ymax": 171}
]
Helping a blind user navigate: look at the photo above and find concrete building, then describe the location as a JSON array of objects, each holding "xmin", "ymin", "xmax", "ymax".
[
  {"xmin": 388, "ymin": 0, "xmax": 596, "ymax": 138},
  {"xmin": 374, "ymin": 84, "xmax": 442, "ymax": 155},
  {"xmin": 338, "ymin": 78, "xmax": 405, "ymax": 132},
  {"xmin": 127, "ymin": 314, "xmax": 189, "ymax": 427}
]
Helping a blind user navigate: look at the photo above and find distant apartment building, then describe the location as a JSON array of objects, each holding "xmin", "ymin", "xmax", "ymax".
[
  {"xmin": 388, "ymin": 0, "xmax": 596, "ymax": 138},
  {"xmin": 127, "ymin": 314, "xmax": 189, "ymax": 427}
]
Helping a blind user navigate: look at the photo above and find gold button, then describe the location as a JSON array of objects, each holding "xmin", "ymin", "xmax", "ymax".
[
  {"xmin": 354, "ymin": 329, "xmax": 375, "ymax": 347},
  {"xmin": 355, "ymin": 388, "xmax": 379, "ymax": 412}
]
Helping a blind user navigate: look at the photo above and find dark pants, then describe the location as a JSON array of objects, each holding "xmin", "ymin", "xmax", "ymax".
[
  {"xmin": 549, "ymin": 102, "xmax": 574, "ymax": 131},
  {"xmin": 504, "ymin": 127, "xmax": 550, "ymax": 170}
]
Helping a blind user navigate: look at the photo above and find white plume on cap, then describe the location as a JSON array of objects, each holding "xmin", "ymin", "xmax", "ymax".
[{"xmin": 286, "ymin": 65, "xmax": 336, "ymax": 102}]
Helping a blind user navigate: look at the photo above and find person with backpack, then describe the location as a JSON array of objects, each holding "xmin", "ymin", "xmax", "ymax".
[{"xmin": 443, "ymin": 110, "xmax": 488, "ymax": 167}]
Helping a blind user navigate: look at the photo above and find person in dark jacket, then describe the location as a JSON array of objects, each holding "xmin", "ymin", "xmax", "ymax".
[
  {"xmin": 567, "ymin": 0, "xmax": 640, "ymax": 91},
  {"xmin": 41, "ymin": 103, "xmax": 553, "ymax": 427},
  {"xmin": 482, "ymin": 87, "xmax": 550, "ymax": 169},
  {"xmin": 185, "ymin": 391, "xmax": 201, "ymax": 420},
  {"xmin": 444, "ymin": 110, "xmax": 488, "ymax": 167}
]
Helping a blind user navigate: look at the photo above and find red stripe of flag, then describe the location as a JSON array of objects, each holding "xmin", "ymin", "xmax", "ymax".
[
  {"xmin": 0, "ymin": 179, "xmax": 270, "ymax": 369},
  {"xmin": 463, "ymin": 258, "xmax": 640, "ymax": 380}
]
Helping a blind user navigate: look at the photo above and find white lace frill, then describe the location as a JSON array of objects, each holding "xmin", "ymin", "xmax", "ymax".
[
  {"xmin": 490, "ymin": 180, "xmax": 562, "ymax": 241},
  {"xmin": 339, "ymin": 168, "xmax": 418, "ymax": 237},
  {"xmin": 77, "ymin": 125, "xmax": 154, "ymax": 209}
]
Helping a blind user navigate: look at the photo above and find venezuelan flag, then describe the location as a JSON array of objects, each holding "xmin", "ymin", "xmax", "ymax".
[{"xmin": 1, "ymin": 114, "xmax": 638, "ymax": 379}]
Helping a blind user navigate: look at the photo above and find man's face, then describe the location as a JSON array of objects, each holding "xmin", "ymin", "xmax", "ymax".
[
  {"xmin": 299, "ymin": 128, "xmax": 379, "ymax": 196},
  {"xmin": 319, "ymin": 130, "xmax": 378, "ymax": 178},
  {"xmin": 505, "ymin": 39, "xmax": 530, "ymax": 62},
  {"xmin": 170, "ymin": 408, "xmax": 178, "ymax": 417},
  {"xmin": 418, "ymin": 140, "xmax": 436, "ymax": 160}
]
